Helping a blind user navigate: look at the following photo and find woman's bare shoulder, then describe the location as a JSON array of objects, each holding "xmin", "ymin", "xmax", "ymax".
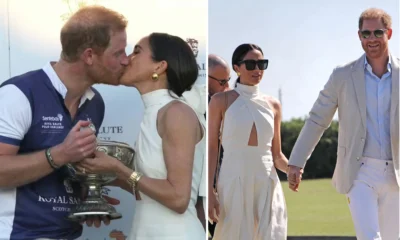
[
  {"xmin": 163, "ymin": 100, "xmax": 198, "ymax": 122},
  {"xmin": 261, "ymin": 94, "xmax": 281, "ymax": 113},
  {"xmin": 156, "ymin": 100, "xmax": 199, "ymax": 140},
  {"xmin": 210, "ymin": 89, "xmax": 238, "ymax": 106},
  {"xmin": 211, "ymin": 90, "xmax": 236, "ymax": 100}
]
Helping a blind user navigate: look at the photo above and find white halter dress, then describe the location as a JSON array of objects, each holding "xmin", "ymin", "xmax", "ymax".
[
  {"xmin": 213, "ymin": 83, "xmax": 287, "ymax": 240},
  {"xmin": 129, "ymin": 85, "xmax": 206, "ymax": 240}
]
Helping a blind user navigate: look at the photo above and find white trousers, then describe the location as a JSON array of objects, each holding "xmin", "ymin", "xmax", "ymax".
[{"xmin": 347, "ymin": 157, "xmax": 399, "ymax": 240}]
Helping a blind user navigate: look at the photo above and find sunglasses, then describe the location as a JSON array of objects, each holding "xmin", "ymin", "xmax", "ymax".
[
  {"xmin": 360, "ymin": 29, "xmax": 387, "ymax": 39},
  {"xmin": 209, "ymin": 75, "xmax": 230, "ymax": 86},
  {"xmin": 238, "ymin": 59, "xmax": 269, "ymax": 71}
]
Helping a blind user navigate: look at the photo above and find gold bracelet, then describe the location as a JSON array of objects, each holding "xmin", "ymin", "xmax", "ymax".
[{"xmin": 127, "ymin": 171, "xmax": 143, "ymax": 191}]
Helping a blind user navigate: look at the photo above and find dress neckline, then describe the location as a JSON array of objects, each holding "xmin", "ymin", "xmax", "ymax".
[
  {"xmin": 141, "ymin": 89, "xmax": 174, "ymax": 108},
  {"xmin": 235, "ymin": 83, "xmax": 260, "ymax": 99}
]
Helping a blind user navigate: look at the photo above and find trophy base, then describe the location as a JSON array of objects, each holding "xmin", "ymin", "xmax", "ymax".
[{"xmin": 67, "ymin": 199, "xmax": 122, "ymax": 222}]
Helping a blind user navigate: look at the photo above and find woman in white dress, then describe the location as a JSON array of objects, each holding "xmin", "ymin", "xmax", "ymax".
[
  {"xmin": 77, "ymin": 33, "xmax": 206, "ymax": 239},
  {"xmin": 208, "ymin": 43, "xmax": 289, "ymax": 240}
]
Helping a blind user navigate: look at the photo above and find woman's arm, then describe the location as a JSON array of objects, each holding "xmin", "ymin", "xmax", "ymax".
[
  {"xmin": 207, "ymin": 93, "xmax": 224, "ymax": 194},
  {"xmin": 77, "ymin": 102, "xmax": 202, "ymax": 214},
  {"xmin": 119, "ymin": 101, "xmax": 201, "ymax": 214},
  {"xmin": 269, "ymin": 97, "xmax": 289, "ymax": 174},
  {"xmin": 207, "ymin": 92, "xmax": 227, "ymax": 222},
  {"xmin": 137, "ymin": 102, "xmax": 200, "ymax": 213}
]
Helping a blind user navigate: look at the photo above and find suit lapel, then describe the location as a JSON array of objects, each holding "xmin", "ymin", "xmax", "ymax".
[
  {"xmin": 351, "ymin": 55, "xmax": 367, "ymax": 129},
  {"xmin": 390, "ymin": 54, "xmax": 399, "ymax": 139}
]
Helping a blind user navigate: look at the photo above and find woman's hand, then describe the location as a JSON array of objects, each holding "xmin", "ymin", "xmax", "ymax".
[
  {"xmin": 208, "ymin": 190, "xmax": 220, "ymax": 223},
  {"xmin": 75, "ymin": 150, "xmax": 120, "ymax": 174}
]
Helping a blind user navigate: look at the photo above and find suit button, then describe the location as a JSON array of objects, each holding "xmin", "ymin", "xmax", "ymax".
[
  {"xmin": 357, "ymin": 157, "xmax": 360, "ymax": 160},
  {"xmin": 361, "ymin": 138, "xmax": 365, "ymax": 141}
]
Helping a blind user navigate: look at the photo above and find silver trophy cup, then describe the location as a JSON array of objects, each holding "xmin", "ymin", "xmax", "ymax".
[{"xmin": 65, "ymin": 140, "xmax": 135, "ymax": 221}]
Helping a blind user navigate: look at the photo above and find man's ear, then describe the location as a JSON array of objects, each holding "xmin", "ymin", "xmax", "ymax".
[{"xmin": 81, "ymin": 48, "xmax": 94, "ymax": 65}]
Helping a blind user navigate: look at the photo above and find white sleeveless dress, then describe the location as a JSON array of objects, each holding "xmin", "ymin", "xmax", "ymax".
[
  {"xmin": 128, "ymin": 87, "xmax": 206, "ymax": 240},
  {"xmin": 213, "ymin": 83, "xmax": 287, "ymax": 240}
]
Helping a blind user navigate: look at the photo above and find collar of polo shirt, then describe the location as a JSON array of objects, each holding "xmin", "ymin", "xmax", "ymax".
[{"xmin": 42, "ymin": 62, "xmax": 95, "ymax": 108}]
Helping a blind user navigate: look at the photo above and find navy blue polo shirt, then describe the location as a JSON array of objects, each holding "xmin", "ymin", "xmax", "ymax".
[{"xmin": 0, "ymin": 63, "xmax": 105, "ymax": 240}]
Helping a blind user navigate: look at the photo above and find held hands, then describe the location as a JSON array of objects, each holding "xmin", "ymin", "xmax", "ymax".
[
  {"xmin": 208, "ymin": 190, "xmax": 220, "ymax": 223},
  {"xmin": 287, "ymin": 165, "xmax": 303, "ymax": 192}
]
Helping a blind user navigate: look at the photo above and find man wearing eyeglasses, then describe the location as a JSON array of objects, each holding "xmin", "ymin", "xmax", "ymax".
[
  {"xmin": 208, "ymin": 54, "xmax": 231, "ymax": 100},
  {"xmin": 287, "ymin": 8, "xmax": 399, "ymax": 240},
  {"xmin": 207, "ymin": 54, "xmax": 230, "ymax": 238}
]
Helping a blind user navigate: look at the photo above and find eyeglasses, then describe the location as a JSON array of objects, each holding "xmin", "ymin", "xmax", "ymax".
[
  {"xmin": 209, "ymin": 75, "xmax": 230, "ymax": 86},
  {"xmin": 360, "ymin": 29, "xmax": 387, "ymax": 39},
  {"xmin": 238, "ymin": 59, "xmax": 269, "ymax": 71}
]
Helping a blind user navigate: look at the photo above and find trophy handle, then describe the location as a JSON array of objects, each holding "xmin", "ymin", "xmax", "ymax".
[{"xmin": 97, "ymin": 146, "xmax": 108, "ymax": 153}]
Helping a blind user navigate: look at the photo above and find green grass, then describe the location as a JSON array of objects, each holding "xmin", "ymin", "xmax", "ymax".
[{"xmin": 282, "ymin": 178, "xmax": 356, "ymax": 236}]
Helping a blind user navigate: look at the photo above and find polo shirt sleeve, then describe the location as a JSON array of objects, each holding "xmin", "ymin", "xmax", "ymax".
[{"xmin": 0, "ymin": 85, "xmax": 32, "ymax": 146}]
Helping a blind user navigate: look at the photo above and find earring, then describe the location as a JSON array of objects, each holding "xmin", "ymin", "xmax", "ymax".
[
  {"xmin": 152, "ymin": 73, "xmax": 158, "ymax": 81},
  {"xmin": 237, "ymin": 72, "xmax": 241, "ymax": 77}
]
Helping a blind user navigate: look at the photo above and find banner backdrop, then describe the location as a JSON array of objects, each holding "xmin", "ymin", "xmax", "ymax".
[
  {"xmin": 1, "ymin": 0, "xmax": 206, "ymax": 239},
  {"xmin": 0, "ymin": 0, "xmax": 9, "ymax": 83}
]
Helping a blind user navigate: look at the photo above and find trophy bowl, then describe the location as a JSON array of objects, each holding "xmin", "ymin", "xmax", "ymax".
[{"xmin": 65, "ymin": 140, "xmax": 135, "ymax": 222}]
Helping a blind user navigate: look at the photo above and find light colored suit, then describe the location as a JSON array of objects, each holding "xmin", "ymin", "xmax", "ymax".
[{"xmin": 288, "ymin": 54, "xmax": 399, "ymax": 194}]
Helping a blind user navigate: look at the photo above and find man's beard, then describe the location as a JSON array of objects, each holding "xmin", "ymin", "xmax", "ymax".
[{"xmin": 89, "ymin": 66, "xmax": 121, "ymax": 86}]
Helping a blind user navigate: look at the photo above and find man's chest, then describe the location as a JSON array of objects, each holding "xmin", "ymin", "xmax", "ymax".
[{"xmin": 21, "ymin": 100, "xmax": 102, "ymax": 151}]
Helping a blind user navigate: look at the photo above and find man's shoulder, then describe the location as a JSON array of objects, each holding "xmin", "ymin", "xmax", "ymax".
[
  {"xmin": 1, "ymin": 69, "xmax": 46, "ymax": 89},
  {"xmin": 90, "ymin": 86, "xmax": 104, "ymax": 105},
  {"xmin": 333, "ymin": 58, "xmax": 359, "ymax": 74},
  {"xmin": 88, "ymin": 87, "xmax": 105, "ymax": 124}
]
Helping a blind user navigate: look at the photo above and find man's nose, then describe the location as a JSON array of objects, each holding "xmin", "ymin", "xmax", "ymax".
[{"xmin": 121, "ymin": 55, "xmax": 129, "ymax": 66}]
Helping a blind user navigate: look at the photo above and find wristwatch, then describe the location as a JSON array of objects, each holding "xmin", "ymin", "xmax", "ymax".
[{"xmin": 128, "ymin": 171, "xmax": 143, "ymax": 191}]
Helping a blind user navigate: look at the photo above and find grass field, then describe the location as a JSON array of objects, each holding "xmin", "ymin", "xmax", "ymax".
[{"xmin": 282, "ymin": 178, "xmax": 356, "ymax": 236}]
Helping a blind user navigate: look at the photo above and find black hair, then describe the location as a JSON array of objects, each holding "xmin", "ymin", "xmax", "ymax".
[
  {"xmin": 148, "ymin": 32, "xmax": 198, "ymax": 97},
  {"xmin": 231, "ymin": 43, "xmax": 263, "ymax": 86}
]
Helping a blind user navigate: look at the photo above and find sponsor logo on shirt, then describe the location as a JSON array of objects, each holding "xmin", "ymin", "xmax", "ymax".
[
  {"xmin": 42, "ymin": 113, "xmax": 64, "ymax": 122},
  {"xmin": 41, "ymin": 113, "xmax": 65, "ymax": 133},
  {"xmin": 36, "ymin": 179, "xmax": 79, "ymax": 212},
  {"xmin": 64, "ymin": 179, "xmax": 73, "ymax": 194},
  {"xmin": 38, "ymin": 195, "xmax": 81, "ymax": 212}
]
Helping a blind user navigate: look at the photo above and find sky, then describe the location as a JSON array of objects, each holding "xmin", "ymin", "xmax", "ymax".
[{"xmin": 209, "ymin": 0, "xmax": 400, "ymax": 121}]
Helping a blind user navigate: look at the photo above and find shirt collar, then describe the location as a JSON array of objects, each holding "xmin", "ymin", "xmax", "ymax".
[
  {"xmin": 42, "ymin": 62, "xmax": 95, "ymax": 107},
  {"xmin": 364, "ymin": 55, "xmax": 392, "ymax": 73}
]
